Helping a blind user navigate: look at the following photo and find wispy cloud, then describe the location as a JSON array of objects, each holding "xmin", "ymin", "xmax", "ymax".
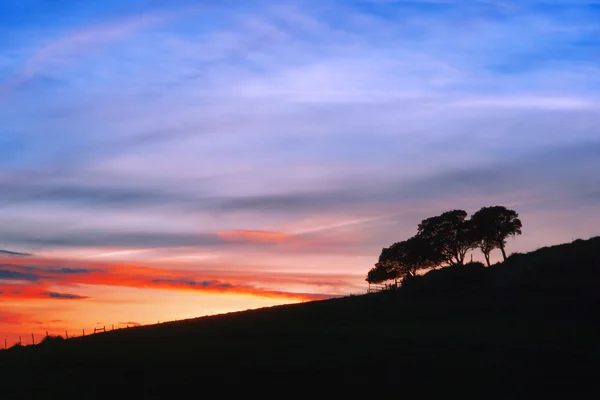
[
  {"xmin": 42, "ymin": 291, "xmax": 89, "ymax": 300},
  {"xmin": 0, "ymin": 249, "xmax": 32, "ymax": 257},
  {"xmin": 217, "ymin": 230, "xmax": 292, "ymax": 244},
  {"xmin": 0, "ymin": 284, "xmax": 88, "ymax": 301},
  {"xmin": 0, "ymin": 3, "xmax": 215, "ymax": 98}
]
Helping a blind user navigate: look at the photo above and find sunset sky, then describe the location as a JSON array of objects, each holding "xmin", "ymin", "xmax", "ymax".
[{"xmin": 1, "ymin": 0, "xmax": 599, "ymax": 346}]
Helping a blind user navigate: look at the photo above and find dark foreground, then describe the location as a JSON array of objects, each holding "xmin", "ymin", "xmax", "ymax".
[{"xmin": 1, "ymin": 237, "xmax": 599, "ymax": 397}]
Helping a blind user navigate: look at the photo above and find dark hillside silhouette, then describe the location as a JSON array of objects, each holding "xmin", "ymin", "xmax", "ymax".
[{"xmin": 0, "ymin": 236, "xmax": 599, "ymax": 396}]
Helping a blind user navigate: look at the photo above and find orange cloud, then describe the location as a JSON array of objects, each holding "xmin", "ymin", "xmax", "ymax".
[
  {"xmin": 0, "ymin": 283, "xmax": 89, "ymax": 301},
  {"xmin": 0, "ymin": 256, "xmax": 334, "ymax": 303},
  {"xmin": 217, "ymin": 229, "xmax": 292, "ymax": 244}
]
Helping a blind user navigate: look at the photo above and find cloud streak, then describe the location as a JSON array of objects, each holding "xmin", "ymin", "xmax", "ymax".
[
  {"xmin": 0, "ymin": 284, "xmax": 88, "ymax": 301},
  {"xmin": 0, "ymin": 3, "xmax": 214, "ymax": 98},
  {"xmin": 0, "ymin": 250, "xmax": 32, "ymax": 257},
  {"xmin": 0, "ymin": 257, "xmax": 341, "ymax": 302},
  {"xmin": 43, "ymin": 292, "xmax": 89, "ymax": 300}
]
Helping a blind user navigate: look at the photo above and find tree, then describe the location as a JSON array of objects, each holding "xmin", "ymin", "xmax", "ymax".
[
  {"xmin": 416, "ymin": 210, "xmax": 478, "ymax": 266},
  {"xmin": 478, "ymin": 239, "xmax": 497, "ymax": 267},
  {"xmin": 366, "ymin": 260, "xmax": 399, "ymax": 284},
  {"xmin": 470, "ymin": 206, "xmax": 522, "ymax": 262},
  {"xmin": 366, "ymin": 243, "xmax": 407, "ymax": 285},
  {"xmin": 368, "ymin": 236, "xmax": 440, "ymax": 285}
]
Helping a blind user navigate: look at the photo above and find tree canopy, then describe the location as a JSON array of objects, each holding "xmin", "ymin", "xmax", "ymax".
[
  {"xmin": 367, "ymin": 236, "xmax": 441, "ymax": 284},
  {"xmin": 416, "ymin": 209, "xmax": 478, "ymax": 267},
  {"xmin": 367, "ymin": 205, "xmax": 523, "ymax": 285},
  {"xmin": 470, "ymin": 206, "xmax": 522, "ymax": 261}
]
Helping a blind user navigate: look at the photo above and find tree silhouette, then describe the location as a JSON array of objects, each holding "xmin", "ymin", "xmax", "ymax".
[
  {"xmin": 366, "ymin": 260, "xmax": 399, "ymax": 284},
  {"xmin": 366, "ymin": 205, "xmax": 523, "ymax": 285},
  {"xmin": 366, "ymin": 244, "xmax": 405, "ymax": 285},
  {"xmin": 417, "ymin": 210, "xmax": 478, "ymax": 266},
  {"xmin": 471, "ymin": 206, "xmax": 522, "ymax": 261},
  {"xmin": 478, "ymin": 239, "xmax": 497, "ymax": 267},
  {"xmin": 371, "ymin": 236, "xmax": 440, "ymax": 284}
]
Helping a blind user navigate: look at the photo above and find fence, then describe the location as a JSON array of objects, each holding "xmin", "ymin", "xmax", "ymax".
[
  {"xmin": 367, "ymin": 282, "xmax": 398, "ymax": 293},
  {"xmin": 2, "ymin": 323, "xmax": 141, "ymax": 350}
]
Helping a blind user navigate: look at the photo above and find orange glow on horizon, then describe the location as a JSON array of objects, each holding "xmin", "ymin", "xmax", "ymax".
[{"xmin": 0, "ymin": 253, "xmax": 357, "ymax": 346}]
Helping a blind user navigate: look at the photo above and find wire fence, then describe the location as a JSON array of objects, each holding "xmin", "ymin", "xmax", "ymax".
[
  {"xmin": 367, "ymin": 282, "xmax": 398, "ymax": 293},
  {"xmin": 2, "ymin": 323, "xmax": 151, "ymax": 350}
]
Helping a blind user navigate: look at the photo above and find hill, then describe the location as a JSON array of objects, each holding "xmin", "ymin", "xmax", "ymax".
[{"xmin": 1, "ymin": 237, "xmax": 599, "ymax": 396}]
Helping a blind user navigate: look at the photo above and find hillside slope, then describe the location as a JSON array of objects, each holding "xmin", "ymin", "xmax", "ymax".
[{"xmin": 1, "ymin": 237, "xmax": 599, "ymax": 396}]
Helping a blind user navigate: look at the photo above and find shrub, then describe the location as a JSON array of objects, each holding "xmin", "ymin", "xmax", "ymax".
[
  {"xmin": 40, "ymin": 335, "xmax": 65, "ymax": 345},
  {"xmin": 463, "ymin": 261, "xmax": 486, "ymax": 269}
]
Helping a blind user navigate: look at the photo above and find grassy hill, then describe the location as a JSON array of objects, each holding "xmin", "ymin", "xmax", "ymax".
[{"xmin": 1, "ymin": 237, "xmax": 599, "ymax": 396}]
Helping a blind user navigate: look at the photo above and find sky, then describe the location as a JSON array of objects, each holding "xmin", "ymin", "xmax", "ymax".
[{"xmin": 1, "ymin": 0, "xmax": 599, "ymax": 346}]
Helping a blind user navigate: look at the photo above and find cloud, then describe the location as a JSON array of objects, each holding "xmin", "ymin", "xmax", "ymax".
[
  {"xmin": 0, "ymin": 250, "xmax": 32, "ymax": 257},
  {"xmin": 0, "ymin": 283, "xmax": 88, "ymax": 301},
  {"xmin": 0, "ymin": 256, "xmax": 342, "ymax": 302},
  {"xmin": 0, "ymin": 5, "xmax": 202, "ymax": 97},
  {"xmin": 152, "ymin": 279, "xmax": 233, "ymax": 289},
  {"xmin": 119, "ymin": 321, "xmax": 142, "ymax": 327},
  {"xmin": 0, "ymin": 263, "xmax": 102, "ymax": 282},
  {"xmin": 0, "ymin": 181, "xmax": 193, "ymax": 208},
  {"xmin": 54, "ymin": 267, "xmax": 101, "ymax": 274},
  {"xmin": 0, "ymin": 268, "xmax": 40, "ymax": 282},
  {"xmin": 217, "ymin": 230, "xmax": 292, "ymax": 244},
  {"xmin": 397, "ymin": 140, "xmax": 600, "ymax": 207},
  {"xmin": 0, "ymin": 231, "xmax": 224, "ymax": 249},
  {"xmin": 42, "ymin": 291, "xmax": 89, "ymax": 300},
  {"xmin": 0, "ymin": 139, "xmax": 597, "ymax": 256}
]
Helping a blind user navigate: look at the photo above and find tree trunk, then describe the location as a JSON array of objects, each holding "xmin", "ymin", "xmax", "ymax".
[
  {"xmin": 500, "ymin": 244, "xmax": 507, "ymax": 261},
  {"xmin": 484, "ymin": 252, "xmax": 491, "ymax": 267}
]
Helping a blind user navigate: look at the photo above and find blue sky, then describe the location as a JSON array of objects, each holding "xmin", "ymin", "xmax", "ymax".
[{"xmin": 0, "ymin": 0, "xmax": 599, "ymax": 285}]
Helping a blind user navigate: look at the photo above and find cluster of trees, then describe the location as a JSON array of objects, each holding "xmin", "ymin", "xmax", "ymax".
[{"xmin": 367, "ymin": 206, "xmax": 522, "ymax": 285}]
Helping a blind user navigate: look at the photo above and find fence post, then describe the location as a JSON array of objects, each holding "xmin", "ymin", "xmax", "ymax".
[
  {"xmin": 19, "ymin": 336, "xmax": 22, "ymax": 346},
  {"xmin": 82, "ymin": 329, "xmax": 85, "ymax": 337},
  {"xmin": 32, "ymin": 333, "xmax": 35, "ymax": 346}
]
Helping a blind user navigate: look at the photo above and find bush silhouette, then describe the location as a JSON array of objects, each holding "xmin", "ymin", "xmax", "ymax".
[
  {"xmin": 40, "ymin": 335, "xmax": 65, "ymax": 345},
  {"xmin": 404, "ymin": 261, "xmax": 488, "ymax": 292}
]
